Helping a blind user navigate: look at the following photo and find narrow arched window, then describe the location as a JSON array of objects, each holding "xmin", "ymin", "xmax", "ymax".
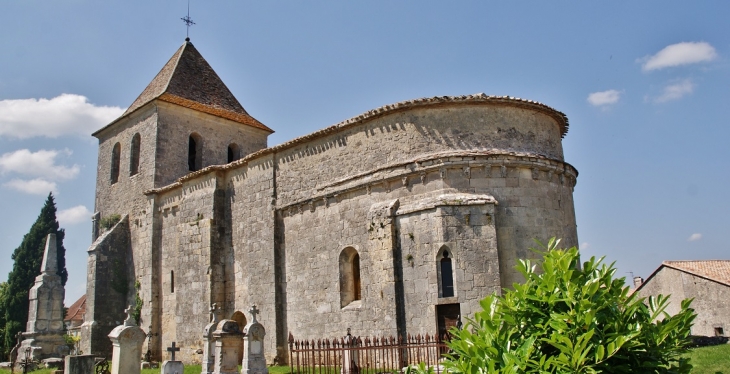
[
  {"xmin": 188, "ymin": 133, "xmax": 202, "ymax": 171},
  {"xmin": 170, "ymin": 270, "xmax": 175, "ymax": 293},
  {"xmin": 227, "ymin": 143, "xmax": 240, "ymax": 163},
  {"xmin": 110, "ymin": 142, "xmax": 121, "ymax": 184},
  {"xmin": 339, "ymin": 247, "xmax": 362, "ymax": 308},
  {"xmin": 129, "ymin": 133, "xmax": 141, "ymax": 176},
  {"xmin": 438, "ymin": 249, "xmax": 455, "ymax": 298}
]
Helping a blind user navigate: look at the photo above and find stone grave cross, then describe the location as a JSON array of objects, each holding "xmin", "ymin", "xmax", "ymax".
[
  {"xmin": 248, "ymin": 305, "xmax": 259, "ymax": 323},
  {"xmin": 210, "ymin": 303, "xmax": 221, "ymax": 323},
  {"xmin": 167, "ymin": 342, "xmax": 180, "ymax": 361},
  {"xmin": 123, "ymin": 305, "xmax": 135, "ymax": 326}
]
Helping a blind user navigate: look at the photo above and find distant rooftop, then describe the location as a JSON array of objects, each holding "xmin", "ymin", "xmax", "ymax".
[
  {"xmin": 662, "ymin": 260, "xmax": 730, "ymax": 287},
  {"xmin": 65, "ymin": 294, "xmax": 86, "ymax": 323}
]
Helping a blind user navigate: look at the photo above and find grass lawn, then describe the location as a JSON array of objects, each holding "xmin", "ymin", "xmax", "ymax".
[{"xmin": 684, "ymin": 343, "xmax": 730, "ymax": 374}]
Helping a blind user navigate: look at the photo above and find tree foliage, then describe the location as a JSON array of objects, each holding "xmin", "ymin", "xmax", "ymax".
[
  {"xmin": 0, "ymin": 193, "xmax": 68, "ymax": 358},
  {"xmin": 443, "ymin": 238, "xmax": 696, "ymax": 374}
]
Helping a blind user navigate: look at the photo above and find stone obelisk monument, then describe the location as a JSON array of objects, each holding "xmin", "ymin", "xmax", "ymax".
[{"xmin": 18, "ymin": 234, "xmax": 68, "ymax": 360}]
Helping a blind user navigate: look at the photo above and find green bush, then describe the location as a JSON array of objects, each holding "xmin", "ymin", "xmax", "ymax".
[{"xmin": 443, "ymin": 238, "xmax": 696, "ymax": 374}]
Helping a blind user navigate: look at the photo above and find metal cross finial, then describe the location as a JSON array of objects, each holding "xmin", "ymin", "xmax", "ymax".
[
  {"xmin": 249, "ymin": 305, "xmax": 260, "ymax": 323},
  {"xmin": 181, "ymin": 0, "xmax": 195, "ymax": 40},
  {"xmin": 167, "ymin": 342, "xmax": 181, "ymax": 361}
]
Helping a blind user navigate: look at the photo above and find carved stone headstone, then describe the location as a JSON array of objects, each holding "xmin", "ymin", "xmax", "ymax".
[
  {"xmin": 108, "ymin": 306, "xmax": 146, "ymax": 374},
  {"xmin": 161, "ymin": 342, "xmax": 184, "ymax": 374},
  {"xmin": 64, "ymin": 354, "xmax": 95, "ymax": 374},
  {"xmin": 212, "ymin": 319, "xmax": 243, "ymax": 374},
  {"xmin": 241, "ymin": 305, "xmax": 268, "ymax": 374},
  {"xmin": 18, "ymin": 234, "xmax": 68, "ymax": 361},
  {"xmin": 202, "ymin": 303, "xmax": 221, "ymax": 374}
]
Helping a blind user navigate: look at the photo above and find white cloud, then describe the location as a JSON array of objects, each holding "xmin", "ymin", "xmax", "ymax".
[
  {"xmin": 655, "ymin": 79, "xmax": 694, "ymax": 103},
  {"xmin": 587, "ymin": 90, "xmax": 621, "ymax": 107},
  {"xmin": 0, "ymin": 149, "xmax": 79, "ymax": 180},
  {"xmin": 0, "ymin": 94, "xmax": 125, "ymax": 139},
  {"xmin": 4, "ymin": 178, "xmax": 57, "ymax": 195},
  {"xmin": 641, "ymin": 42, "xmax": 717, "ymax": 71},
  {"xmin": 688, "ymin": 233, "xmax": 702, "ymax": 242},
  {"xmin": 581, "ymin": 242, "xmax": 590, "ymax": 249},
  {"xmin": 57, "ymin": 205, "xmax": 93, "ymax": 226}
]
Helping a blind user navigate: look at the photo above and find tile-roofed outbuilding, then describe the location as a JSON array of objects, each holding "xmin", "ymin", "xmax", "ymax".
[
  {"xmin": 64, "ymin": 294, "xmax": 86, "ymax": 323},
  {"xmin": 94, "ymin": 39, "xmax": 272, "ymax": 136},
  {"xmin": 661, "ymin": 260, "xmax": 730, "ymax": 287}
]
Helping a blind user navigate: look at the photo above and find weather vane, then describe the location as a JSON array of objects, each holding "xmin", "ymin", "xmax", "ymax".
[{"xmin": 181, "ymin": 0, "xmax": 195, "ymax": 40}]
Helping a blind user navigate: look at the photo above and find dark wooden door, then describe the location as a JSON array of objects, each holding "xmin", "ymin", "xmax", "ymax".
[{"xmin": 436, "ymin": 303, "xmax": 461, "ymax": 338}]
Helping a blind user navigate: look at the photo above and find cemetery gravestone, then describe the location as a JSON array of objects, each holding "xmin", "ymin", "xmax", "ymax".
[
  {"xmin": 64, "ymin": 355, "xmax": 96, "ymax": 374},
  {"xmin": 108, "ymin": 306, "xmax": 146, "ymax": 374},
  {"xmin": 241, "ymin": 305, "xmax": 268, "ymax": 374},
  {"xmin": 18, "ymin": 234, "xmax": 69, "ymax": 362},
  {"xmin": 212, "ymin": 319, "xmax": 243, "ymax": 374},
  {"xmin": 161, "ymin": 342, "xmax": 184, "ymax": 374},
  {"xmin": 202, "ymin": 303, "xmax": 221, "ymax": 374}
]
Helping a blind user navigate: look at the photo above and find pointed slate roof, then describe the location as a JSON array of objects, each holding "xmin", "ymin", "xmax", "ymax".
[{"xmin": 119, "ymin": 40, "xmax": 272, "ymax": 133}]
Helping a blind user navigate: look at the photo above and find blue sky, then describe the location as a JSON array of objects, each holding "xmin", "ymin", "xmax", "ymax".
[{"xmin": 1, "ymin": 1, "xmax": 728, "ymax": 305}]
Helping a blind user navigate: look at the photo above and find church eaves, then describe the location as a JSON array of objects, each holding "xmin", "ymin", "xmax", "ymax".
[{"xmin": 98, "ymin": 40, "xmax": 272, "ymax": 135}]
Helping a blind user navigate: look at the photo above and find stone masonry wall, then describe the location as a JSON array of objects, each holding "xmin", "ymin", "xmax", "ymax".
[
  {"xmin": 155, "ymin": 172, "xmax": 226, "ymax": 364},
  {"xmin": 80, "ymin": 215, "xmax": 131, "ymax": 358},
  {"xmin": 155, "ymin": 102, "xmax": 269, "ymax": 187},
  {"xmin": 226, "ymin": 154, "xmax": 279, "ymax": 361},
  {"xmin": 396, "ymin": 197, "xmax": 500, "ymax": 335},
  {"xmin": 638, "ymin": 267, "xmax": 730, "ymax": 337},
  {"xmin": 94, "ymin": 106, "xmax": 158, "ymax": 221},
  {"xmin": 272, "ymin": 102, "xmax": 577, "ymax": 345},
  {"xmin": 109, "ymin": 99, "xmax": 579, "ymax": 364},
  {"xmin": 273, "ymin": 103, "xmax": 577, "ymax": 290}
]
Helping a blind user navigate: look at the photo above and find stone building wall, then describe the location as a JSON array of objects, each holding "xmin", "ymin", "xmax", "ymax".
[
  {"xmin": 637, "ymin": 267, "xmax": 730, "ymax": 337},
  {"xmin": 155, "ymin": 102, "xmax": 269, "ymax": 187},
  {"xmin": 80, "ymin": 216, "xmax": 131, "ymax": 358},
  {"xmin": 87, "ymin": 95, "xmax": 579, "ymax": 364},
  {"xmin": 94, "ymin": 106, "xmax": 158, "ymax": 221},
  {"xmin": 226, "ymin": 154, "xmax": 280, "ymax": 360}
]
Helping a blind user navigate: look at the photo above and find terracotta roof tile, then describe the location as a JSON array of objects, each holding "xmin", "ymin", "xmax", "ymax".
[
  {"xmin": 663, "ymin": 260, "xmax": 730, "ymax": 287},
  {"xmin": 64, "ymin": 294, "xmax": 86, "ymax": 322},
  {"xmin": 158, "ymin": 93, "xmax": 272, "ymax": 133}
]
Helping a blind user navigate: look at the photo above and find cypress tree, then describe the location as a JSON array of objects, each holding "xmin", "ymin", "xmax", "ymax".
[{"xmin": 0, "ymin": 193, "xmax": 68, "ymax": 358}]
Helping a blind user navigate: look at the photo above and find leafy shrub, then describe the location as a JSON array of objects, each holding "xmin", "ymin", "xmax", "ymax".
[
  {"xmin": 443, "ymin": 238, "xmax": 696, "ymax": 374},
  {"xmin": 63, "ymin": 334, "xmax": 80, "ymax": 350},
  {"xmin": 99, "ymin": 214, "xmax": 121, "ymax": 231}
]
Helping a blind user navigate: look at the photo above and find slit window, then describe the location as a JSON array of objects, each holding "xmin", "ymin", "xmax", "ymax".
[
  {"xmin": 439, "ymin": 250, "xmax": 454, "ymax": 298},
  {"xmin": 188, "ymin": 133, "xmax": 202, "ymax": 171},
  {"xmin": 110, "ymin": 142, "xmax": 121, "ymax": 184},
  {"xmin": 170, "ymin": 270, "xmax": 175, "ymax": 293},
  {"xmin": 129, "ymin": 133, "xmax": 141, "ymax": 176}
]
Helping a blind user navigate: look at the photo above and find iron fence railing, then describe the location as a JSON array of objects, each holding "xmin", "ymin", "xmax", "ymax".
[{"xmin": 289, "ymin": 330, "xmax": 449, "ymax": 374}]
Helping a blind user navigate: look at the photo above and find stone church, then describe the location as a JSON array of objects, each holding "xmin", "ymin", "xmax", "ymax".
[{"xmin": 80, "ymin": 38, "xmax": 579, "ymax": 363}]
